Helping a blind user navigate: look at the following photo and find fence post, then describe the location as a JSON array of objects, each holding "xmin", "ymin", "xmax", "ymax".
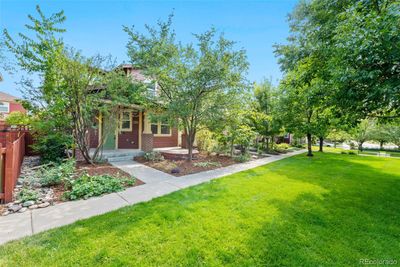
[{"xmin": 4, "ymin": 140, "xmax": 14, "ymax": 202}]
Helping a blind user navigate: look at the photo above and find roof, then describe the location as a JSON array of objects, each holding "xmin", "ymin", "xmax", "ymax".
[{"xmin": 0, "ymin": 91, "xmax": 19, "ymax": 103}]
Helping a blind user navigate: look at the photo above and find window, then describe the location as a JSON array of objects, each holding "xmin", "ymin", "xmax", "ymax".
[
  {"xmin": 151, "ymin": 119, "xmax": 171, "ymax": 136},
  {"xmin": 120, "ymin": 111, "xmax": 132, "ymax": 131},
  {"xmin": 0, "ymin": 102, "xmax": 10, "ymax": 113}
]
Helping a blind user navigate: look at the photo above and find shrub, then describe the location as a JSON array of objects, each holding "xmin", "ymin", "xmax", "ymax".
[
  {"xmin": 234, "ymin": 153, "xmax": 251, "ymax": 163},
  {"xmin": 17, "ymin": 188, "xmax": 39, "ymax": 202},
  {"xmin": 63, "ymin": 173, "xmax": 134, "ymax": 200},
  {"xmin": 276, "ymin": 143, "xmax": 290, "ymax": 150},
  {"xmin": 144, "ymin": 151, "xmax": 164, "ymax": 162},
  {"xmin": 348, "ymin": 151, "xmax": 357, "ymax": 155},
  {"xmin": 193, "ymin": 161, "xmax": 221, "ymax": 168},
  {"xmin": 38, "ymin": 159, "xmax": 75, "ymax": 187},
  {"xmin": 196, "ymin": 129, "xmax": 217, "ymax": 153},
  {"xmin": 341, "ymin": 151, "xmax": 347, "ymax": 154},
  {"xmin": 32, "ymin": 132, "xmax": 73, "ymax": 163}
]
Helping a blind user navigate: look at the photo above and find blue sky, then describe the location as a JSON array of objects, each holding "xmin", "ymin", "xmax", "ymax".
[{"xmin": 0, "ymin": 0, "xmax": 297, "ymax": 97}]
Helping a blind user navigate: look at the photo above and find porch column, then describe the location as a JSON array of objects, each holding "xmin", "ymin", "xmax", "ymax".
[{"xmin": 141, "ymin": 112, "xmax": 154, "ymax": 152}]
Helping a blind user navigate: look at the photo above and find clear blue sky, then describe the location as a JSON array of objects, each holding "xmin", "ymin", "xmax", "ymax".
[{"xmin": 0, "ymin": 0, "xmax": 297, "ymax": 97}]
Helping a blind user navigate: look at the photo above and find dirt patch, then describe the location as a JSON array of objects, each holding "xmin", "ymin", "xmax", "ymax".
[{"xmin": 136, "ymin": 152, "xmax": 248, "ymax": 176}]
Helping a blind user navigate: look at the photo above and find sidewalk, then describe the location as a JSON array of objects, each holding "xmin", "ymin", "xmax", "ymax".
[{"xmin": 0, "ymin": 149, "xmax": 305, "ymax": 245}]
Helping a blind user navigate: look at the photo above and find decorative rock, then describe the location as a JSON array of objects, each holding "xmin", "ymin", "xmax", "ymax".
[
  {"xmin": 14, "ymin": 200, "xmax": 22, "ymax": 204},
  {"xmin": 1, "ymin": 211, "xmax": 10, "ymax": 216},
  {"xmin": 38, "ymin": 202, "xmax": 50, "ymax": 208},
  {"xmin": 23, "ymin": 200, "xmax": 35, "ymax": 207},
  {"xmin": 18, "ymin": 207, "xmax": 28, "ymax": 213},
  {"xmin": 171, "ymin": 167, "xmax": 181, "ymax": 174},
  {"xmin": 29, "ymin": 204, "xmax": 38, "ymax": 210},
  {"xmin": 8, "ymin": 204, "xmax": 22, "ymax": 213}
]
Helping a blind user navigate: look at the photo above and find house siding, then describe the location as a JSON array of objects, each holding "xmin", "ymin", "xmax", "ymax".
[{"xmin": 153, "ymin": 128, "xmax": 178, "ymax": 148}]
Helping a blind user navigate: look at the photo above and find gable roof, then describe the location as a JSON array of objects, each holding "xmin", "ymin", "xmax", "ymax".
[{"xmin": 0, "ymin": 91, "xmax": 19, "ymax": 103}]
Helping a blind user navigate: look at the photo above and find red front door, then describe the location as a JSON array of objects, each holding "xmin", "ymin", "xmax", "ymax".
[{"xmin": 118, "ymin": 111, "xmax": 139, "ymax": 149}]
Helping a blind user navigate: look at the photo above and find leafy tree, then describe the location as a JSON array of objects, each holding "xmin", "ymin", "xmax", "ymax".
[
  {"xmin": 350, "ymin": 119, "xmax": 375, "ymax": 151},
  {"xmin": 4, "ymin": 6, "xmax": 145, "ymax": 163},
  {"xmin": 124, "ymin": 16, "xmax": 249, "ymax": 160},
  {"xmin": 276, "ymin": 0, "xmax": 400, "ymax": 120},
  {"xmin": 386, "ymin": 122, "xmax": 400, "ymax": 148},
  {"xmin": 249, "ymin": 80, "xmax": 281, "ymax": 151},
  {"xmin": 326, "ymin": 129, "xmax": 350, "ymax": 148},
  {"xmin": 370, "ymin": 123, "xmax": 394, "ymax": 150}
]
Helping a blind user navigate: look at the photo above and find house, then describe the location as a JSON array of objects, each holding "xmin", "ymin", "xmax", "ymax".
[
  {"xmin": 88, "ymin": 64, "xmax": 181, "ymax": 152},
  {"xmin": 0, "ymin": 91, "xmax": 26, "ymax": 122}
]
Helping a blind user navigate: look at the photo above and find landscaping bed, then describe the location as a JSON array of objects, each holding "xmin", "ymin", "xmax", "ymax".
[
  {"xmin": 135, "ymin": 152, "xmax": 266, "ymax": 176},
  {"xmin": 0, "ymin": 157, "xmax": 142, "ymax": 216}
]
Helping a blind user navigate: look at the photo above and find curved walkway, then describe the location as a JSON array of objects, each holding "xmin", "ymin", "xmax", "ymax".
[{"xmin": 0, "ymin": 149, "xmax": 305, "ymax": 245}]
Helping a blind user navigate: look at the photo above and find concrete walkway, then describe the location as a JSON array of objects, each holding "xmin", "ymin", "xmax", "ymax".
[{"xmin": 0, "ymin": 149, "xmax": 305, "ymax": 245}]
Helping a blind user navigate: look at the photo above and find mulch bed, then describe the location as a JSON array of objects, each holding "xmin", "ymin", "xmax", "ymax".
[{"xmin": 136, "ymin": 152, "xmax": 240, "ymax": 177}]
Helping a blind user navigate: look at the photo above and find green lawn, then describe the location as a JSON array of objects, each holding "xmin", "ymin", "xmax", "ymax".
[{"xmin": 1, "ymin": 153, "xmax": 399, "ymax": 266}]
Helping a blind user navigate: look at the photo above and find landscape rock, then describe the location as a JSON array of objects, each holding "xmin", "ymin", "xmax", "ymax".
[
  {"xmin": 29, "ymin": 204, "xmax": 38, "ymax": 210},
  {"xmin": 22, "ymin": 200, "xmax": 35, "ymax": 207},
  {"xmin": 1, "ymin": 211, "xmax": 10, "ymax": 216},
  {"xmin": 8, "ymin": 204, "xmax": 22, "ymax": 213},
  {"xmin": 18, "ymin": 207, "xmax": 28, "ymax": 213},
  {"xmin": 38, "ymin": 202, "xmax": 50, "ymax": 208}
]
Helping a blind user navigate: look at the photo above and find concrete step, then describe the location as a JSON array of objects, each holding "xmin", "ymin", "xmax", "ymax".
[{"xmin": 107, "ymin": 156, "xmax": 136, "ymax": 162}]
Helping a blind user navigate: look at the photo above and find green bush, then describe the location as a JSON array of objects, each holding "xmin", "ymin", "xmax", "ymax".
[
  {"xmin": 17, "ymin": 188, "xmax": 39, "ymax": 202},
  {"xmin": 193, "ymin": 161, "xmax": 221, "ymax": 168},
  {"xmin": 341, "ymin": 151, "xmax": 347, "ymax": 154},
  {"xmin": 348, "ymin": 151, "xmax": 357, "ymax": 155},
  {"xmin": 144, "ymin": 151, "xmax": 164, "ymax": 162},
  {"xmin": 63, "ymin": 173, "xmax": 134, "ymax": 200},
  {"xmin": 32, "ymin": 132, "xmax": 73, "ymax": 163},
  {"xmin": 38, "ymin": 159, "xmax": 75, "ymax": 187},
  {"xmin": 234, "ymin": 153, "xmax": 251, "ymax": 163},
  {"xmin": 275, "ymin": 143, "xmax": 290, "ymax": 150},
  {"xmin": 196, "ymin": 129, "xmax": 218, "ymax": 153}
]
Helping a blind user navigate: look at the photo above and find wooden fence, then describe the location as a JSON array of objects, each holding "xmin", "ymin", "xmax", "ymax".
[{"xmin": 0, "ymin": 133, "xmax": 25, "ymax": 203}]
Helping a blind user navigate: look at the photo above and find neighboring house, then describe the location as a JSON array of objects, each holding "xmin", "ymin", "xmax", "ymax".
[
  {"xmin": 0, "ymin": 91, "xmax": 26, "ymax": 121},
  {"xmin": 88, "ymin": 64, "xmax": 180, "ymax": 152}
]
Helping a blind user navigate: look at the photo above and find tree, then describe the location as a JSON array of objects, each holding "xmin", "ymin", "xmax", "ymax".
[
  {"xmin": 249, "ymin": 80, "xmax": 282, "ymax": 151},
  {"xmin": 124, "ymin": 16, "xmax": 249, "ymax": 161},
  {"xmin": 350, "ymin": 119, "xmax": 375, "ymax": 151},
  {"xmin": 276, "ymin": 0, "xmax": 400, "ymax": 120},
  {"xmin": 370, "ymin": 123, "xmax": 394, "ymax": 150},
  {"xmin": 387, "ymin": 122, "xmax": 400, "ymax": 148},
  {"xmin": 4, "ymin": 6, "xmax": 145, "ymax": 163},
  {"xmin": 327, "ymin": 129, "xmax": 350, "ymax": 148}
]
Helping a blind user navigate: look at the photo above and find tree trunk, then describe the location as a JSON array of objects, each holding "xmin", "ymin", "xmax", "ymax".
[
  {"xmin": 319, "ymin": 137, "xmax": 324, "ymax": 152},
  {"xmin": 358, "ymin": 142, "xmax": 364, "ymax": 152},
  {"xmin": 380, "ymin": 141, "xmax": 384, "ymax": 150},
  {"xmin": 307, "ymin": 133, "xmax": 313, "ymax": 157},
  {"xmin": 334, "ymin": 142, "xmax": 337, "ymax": 148},
  {"xmin": 266, "ymin": 138, "xmax": 269, "ymax": 151},
  {"xmin": 187, "ymin": 133, "xmax": 193, "ymax": 162}
]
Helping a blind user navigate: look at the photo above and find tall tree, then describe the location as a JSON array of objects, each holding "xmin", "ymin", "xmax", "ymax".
[
  {"xmin": 124, "ymin": 16, "xmax": 249, "ymax": 160},
  {"xmin": 350, "ymin": 119, "xmax": 375, "ymax": 151},
  {"xmin": 4, "ymin": 6, "xmax": 145, "ymax": 163},
  {"xmin": 249, "ymin": 80, "xmax": 282, "ymax": 151}
]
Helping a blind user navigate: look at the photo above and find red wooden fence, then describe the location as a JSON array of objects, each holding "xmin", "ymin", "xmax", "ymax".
[{"xmin": 0, "ymin": 133, "xmax": 25, "ymax": 203}]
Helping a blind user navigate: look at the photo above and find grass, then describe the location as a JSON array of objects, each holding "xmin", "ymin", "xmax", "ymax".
[{"xmin": 1, "ymin": 153, "xmax": 399, "ymax": 266}]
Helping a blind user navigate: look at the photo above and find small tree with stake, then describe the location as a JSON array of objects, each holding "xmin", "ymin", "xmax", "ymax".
[{"xmin": 124, "ymin": 15, "xmax": 248, "ymax": 161}]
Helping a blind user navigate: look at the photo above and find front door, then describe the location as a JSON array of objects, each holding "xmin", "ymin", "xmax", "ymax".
[
  {"xmin": 102, "ymin": 116, "xmax": 116, "ymax": 149},
  {"xmin": 117, "ymin": 110, "xmax": 139, "ymax": 149}
]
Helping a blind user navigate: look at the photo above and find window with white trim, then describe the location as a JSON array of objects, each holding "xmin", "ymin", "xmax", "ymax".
[
  {"xmin": 151, "ymin": 119, "xmax": 171, "ymax": 136},
  {"xmin": 120, "ymin": 111, "xmax": 132, "ymax": 131},
  {"xmin": 0, "ymin": 102, "xmax": 10, "ymax": 113}
]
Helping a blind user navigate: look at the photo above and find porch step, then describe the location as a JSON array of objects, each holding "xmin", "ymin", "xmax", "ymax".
[
  {"xmin": 97, "ymin": 150, "xmax": 145, "ymax": 163},
  {"xmin": 107, "ymin": 156, "xmax": 138, "ymax": 162}
]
